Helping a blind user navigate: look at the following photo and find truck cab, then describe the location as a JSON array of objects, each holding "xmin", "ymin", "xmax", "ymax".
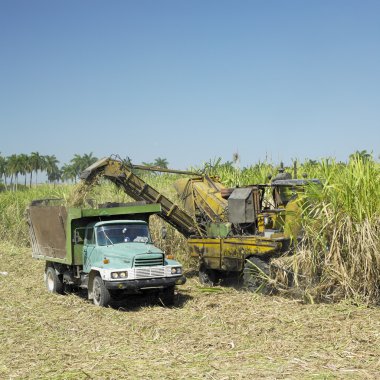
[{"xmin": 78, "ymin": 220, "xmax": 184, "ymax": 305}]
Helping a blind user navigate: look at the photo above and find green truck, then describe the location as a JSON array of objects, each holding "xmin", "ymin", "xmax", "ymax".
[{"xmin": 26, "ymin": 200, "xmax": 186, "ymax": 307}]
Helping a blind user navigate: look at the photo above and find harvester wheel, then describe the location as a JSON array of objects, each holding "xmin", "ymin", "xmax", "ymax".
[
  {"xmin": 158, "ymin": 285, "xmax": 175, "ymax": 306},
  {"xmin": 198, "ymin": 266, "xmax": 216, "ymax": 286},
  {"xmin": 243, "ymin": 257, "xmax": 270, "ymax": 293},
  {"xmin": 92, "ymin": 275, "xmax": 111, "ymax": 307},
  {"xmin": 45, "ymin": 266, "xmax": 64, "ymax": 295}
]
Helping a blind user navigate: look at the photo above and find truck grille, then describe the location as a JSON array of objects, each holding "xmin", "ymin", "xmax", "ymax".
[
  {"xmin": 134, "ymin": 256, "xmax": 164, "ymax": 267},
  {"xmin": 135, "ymin": 267, "xmax": 165, "ymax": 279}
]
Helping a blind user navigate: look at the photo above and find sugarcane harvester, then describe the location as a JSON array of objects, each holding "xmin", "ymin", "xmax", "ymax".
[{"xmin": 81, "ymin": 157, "xmax": 314, "ymax": 290}]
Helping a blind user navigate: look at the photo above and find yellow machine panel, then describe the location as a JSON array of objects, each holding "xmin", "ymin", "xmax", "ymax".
[
  {"xmin": 188, "ymin": 236, "xmax": 283, "ymax": 272},
  {"xmin": 174, "ymin": 177, "xmax": 227, "ymax": 222}
]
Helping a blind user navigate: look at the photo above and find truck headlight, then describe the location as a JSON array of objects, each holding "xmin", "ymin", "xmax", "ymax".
[
  {"xmin": 111, "ymin": 271, "xmax": 128, "ymax": 279},
  {"xmin": 171, "ymin": 267, "xmax": 182, "ymax": 275}
]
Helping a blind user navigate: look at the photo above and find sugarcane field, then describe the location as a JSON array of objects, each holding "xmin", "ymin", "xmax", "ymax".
[
  {"xmin": 1, "ymin": 153, "xmax": 380, "ymax": 379},
  {"xmin": 2, "ymin": 1, "xmax": 380, "ymax": 379}
]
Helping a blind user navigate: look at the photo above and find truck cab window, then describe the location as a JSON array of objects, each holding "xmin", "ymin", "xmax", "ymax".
[
  {"xmin": 85, "ymin": 228, "xmax": 95, "ymax": 245},
  {"xmin": 96, "ymin": 224, "xmax": 150, "ymax": 246}
]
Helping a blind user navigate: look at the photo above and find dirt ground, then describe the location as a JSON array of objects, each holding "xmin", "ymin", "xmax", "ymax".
[{"xmin": 1, "ymin": 243, "xmax": 380, "ymax": 379}]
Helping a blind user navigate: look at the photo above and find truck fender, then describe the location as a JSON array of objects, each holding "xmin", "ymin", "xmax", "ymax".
[{"xmin": 87, "ymin": 270, "xmax": 100, "ymax": 300}]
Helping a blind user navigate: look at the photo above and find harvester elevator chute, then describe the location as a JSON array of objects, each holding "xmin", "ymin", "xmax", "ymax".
[{"xmin": 80, "ymin": 157, "xmax": 203, "ymax": 238}]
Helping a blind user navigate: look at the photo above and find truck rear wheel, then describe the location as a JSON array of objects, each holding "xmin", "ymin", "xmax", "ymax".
[
  {"xmin": 92, "ymin": 275, "xmax": 111, "ymax": 307},
  {"xmin": 45, "ymin": 266, "xmax": 64, "ymax": 295},
  {"xmin": 243, "ymin": 257, "xmax": 270, "ymax": 293}
]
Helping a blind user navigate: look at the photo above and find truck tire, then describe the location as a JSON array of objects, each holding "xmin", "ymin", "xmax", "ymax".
[
  {"xmin": 92, "ymin": 275, "xmax": 111, "ymax": 307},
  {"xmin": 243, "ymin": 256, "xmax": 270, "ymax": 294},
  {"xmin": 45, "ymin": 266, "xmax": 64, "ymax": 295},
  {"xmin": 158, "ymin": 285, "xmax": 175, "ymax": 306}
]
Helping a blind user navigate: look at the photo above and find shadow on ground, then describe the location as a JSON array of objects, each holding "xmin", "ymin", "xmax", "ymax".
[
  {"xmin": 185, "ymin": 268, "xmax": 244, "ymax": 290},
  {"xmin": 111, "ymin": 291, "xmax": 193, "ymax": 311},
  {"xmin": 70, "ymin": 287, "xmax": 193, "ymax": 311}
]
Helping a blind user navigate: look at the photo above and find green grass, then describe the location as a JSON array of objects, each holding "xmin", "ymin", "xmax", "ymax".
[{"xmin": 0, "ymin": 184, "xmax": 72, "ymax": 245}]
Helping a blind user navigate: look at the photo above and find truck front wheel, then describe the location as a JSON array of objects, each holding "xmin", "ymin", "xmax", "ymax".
[
  {"xmin": 45, "ymin": 266, "xmax": 64, "ymax": 295},
  {"xmin": 92, "ymin": 275, "xmax": 111, "ymax": 307}
]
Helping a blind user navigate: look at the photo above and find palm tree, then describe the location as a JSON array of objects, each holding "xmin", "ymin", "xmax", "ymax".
[
  {"xmin": 30, "ymin": 152, "xmax": 45, "ymax": 186},
  {"xmin": 81, "ymin": 153, "xmax": 98, "ymax": 168},
  {"xmin": 153, "ymin": 157, "xmax": 169, "ymax": 169},
  {"xmin": 7, "ymin": 154, "xmax": 25, "ymax": 190},
  {"xmin": 3, "ymin": 156, "xmax": 10, "ymax": 190},
  {"xmin": 23, "ymin": 154, "xmax": 34, "ymax": 188},
  {"xmin": 69, "ymin": 153, "xmax": 98, "ymax": 181},
  {"xmin": 61, "ymin": 163, "xmax": 77, "ymax": 183},
  {"xmin": 44, "ymin": 155, "xmax": 60, "ymax": 184},
  {"xmin": 69, "ymin": 154, "xmax": 84, "ymax": 182},
  {"xmin": 47, "ymin": 168, "xmax": 62, "ymax": 184},
  {"xmin": 232, "ymin": 152, "xmax": 240, "ymax": 170},
  {"xmin": 0, "ymin": 154, "xmax": 8, "ymax": 190},
  {"xmin": 349, "ymin": 150, "xmax": 373, "ymax": 162},
  {"xmin": 17, "ymin": 153, "xmax": 29, "ymax": 187}
]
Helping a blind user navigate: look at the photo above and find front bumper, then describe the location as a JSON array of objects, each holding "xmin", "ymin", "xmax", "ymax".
[{"xmin": 104, "ymin": 275, "xmax": 186, "ymax": 290}]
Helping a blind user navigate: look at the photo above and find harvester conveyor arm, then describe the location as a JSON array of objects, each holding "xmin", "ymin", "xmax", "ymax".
[{"xmin": 81, "ymin": 158, "xmax": 202, "ymax": 238}]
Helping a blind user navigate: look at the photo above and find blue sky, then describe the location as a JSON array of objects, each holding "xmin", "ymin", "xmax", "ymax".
[{"xmin": 1, "ymin": 0, "xmax": 379, "ymax": 169}]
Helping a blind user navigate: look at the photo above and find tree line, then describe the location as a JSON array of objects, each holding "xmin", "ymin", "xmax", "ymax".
[
  {"xmin": 0, "ymin": 152, "xmax": 99, "ymax": 190},
  {"xmin": 1, "ymin": 149, "xmax": 373, "ymax": 192},
  {"xmin": 0, "ymin": 153, "xmax": 170, "ymax": 191}
]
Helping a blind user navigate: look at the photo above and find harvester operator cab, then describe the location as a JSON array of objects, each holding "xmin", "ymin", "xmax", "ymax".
[
  {"xmin": 273, "ymin": 184, "xmax": 297, "ymax": 208},
  {"xmin": 271, "ymin": 171, "xmax": 294, "ymax": 208}
]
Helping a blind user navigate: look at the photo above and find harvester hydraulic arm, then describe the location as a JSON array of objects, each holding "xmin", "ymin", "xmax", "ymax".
[{"xmin": 80, "ymin": 157, "xmax": 202, "ymax": 238}]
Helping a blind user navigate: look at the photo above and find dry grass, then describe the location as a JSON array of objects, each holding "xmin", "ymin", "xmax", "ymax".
[
  {"xmin": 1, "ymin": 242, "xmax": 380, "ymax": 379},
  {"xmin": 272, "ymin": 217, "xmax": 380, "ymax": 304}
]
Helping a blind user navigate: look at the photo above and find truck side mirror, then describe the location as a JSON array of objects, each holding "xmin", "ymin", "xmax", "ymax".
[{"xmin": 161, "ymin": 226, "xmax": 167, "ymax": 240}]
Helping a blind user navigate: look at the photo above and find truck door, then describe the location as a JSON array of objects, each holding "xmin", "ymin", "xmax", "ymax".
[{"xmin": 83, "ymin": 227, "xmax": 96, "ymax": 273}]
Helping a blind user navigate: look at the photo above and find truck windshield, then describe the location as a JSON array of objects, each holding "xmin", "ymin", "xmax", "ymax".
[{"xmin": 96, "ymin": 224, "xmax": 151, "ymax": 246}]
